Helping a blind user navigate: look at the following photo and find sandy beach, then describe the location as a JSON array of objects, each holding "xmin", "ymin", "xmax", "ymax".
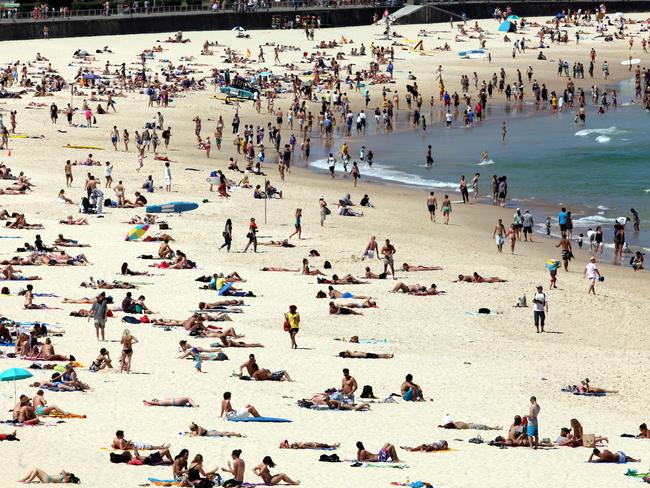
[{"xmin": 1, "ymin": 11, "xmax": 650, "ymax": 488}]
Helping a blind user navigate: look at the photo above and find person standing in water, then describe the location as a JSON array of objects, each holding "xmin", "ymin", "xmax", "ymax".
[
  {"xmin": 471, "ymin": 173, "xmax": 480, "ymax": 200},
  {"xmin": 426, "ymin": 145, "xmax": 433, "ymax": 167}
]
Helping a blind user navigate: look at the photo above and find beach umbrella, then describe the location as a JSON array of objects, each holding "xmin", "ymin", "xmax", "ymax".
[
  {"xmin": 506, "ymin": 14, "xmax": 520, "ymax": 21},
  {"xmin": 555, "ymin": 12, "xmax": 565, "ymax": 19},
  {"xmin": 0, "ymin": 367, "xmax": 33, "ymax": 403},
  {"xmin": 125, "ymin": 224, "xmax": 149, "ymax": 241},
  {"xmin": 232, "ymin": 26, "xmax": 246, "ymax": 32},
  {"xmin": 498, "ymin": 20, "xmax": 516, "ymax": 32}
]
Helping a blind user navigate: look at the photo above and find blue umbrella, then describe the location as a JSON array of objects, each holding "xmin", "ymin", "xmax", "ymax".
[{"xmin": 0, "ymin": 367, "xmax": 33, "ymax": 403}]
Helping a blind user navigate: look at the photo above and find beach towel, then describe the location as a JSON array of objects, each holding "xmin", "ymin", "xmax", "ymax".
[
  {"xmin": 227, "ymin": 417, "xmax": 291, "ymax": 423},
  {"xmin": 624, "ymin": 469, "xmax": 650, "ymax": 478},
  {"xmin": 560, "ymin": 388, "xmax": 607, "ymax": 397},
  {"xmin": 390, "ymin": 482, "xmax": 436, "ymax": 488},
  {"xmin": 147, "ymin": 477, "xmax": 181, "ymax": 486},
  {"xmin": 350, "ymin": 462, "xmax": 409, "ymax": 469}
]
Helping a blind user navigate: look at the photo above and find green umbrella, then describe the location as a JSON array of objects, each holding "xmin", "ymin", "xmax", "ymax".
[{"xmin": 0, "ymin": 367, "xmax": 33, "ymax": 403}]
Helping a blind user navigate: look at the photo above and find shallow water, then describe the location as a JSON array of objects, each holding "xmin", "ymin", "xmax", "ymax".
[{"xmin": 307, "ymin": 79, "xmax": 650, "ymax": 251}]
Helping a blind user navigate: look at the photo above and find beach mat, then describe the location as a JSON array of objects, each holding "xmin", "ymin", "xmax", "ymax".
[{"xmin": 227, "ymin": 417, "xmax": 291, "ymax": 423}]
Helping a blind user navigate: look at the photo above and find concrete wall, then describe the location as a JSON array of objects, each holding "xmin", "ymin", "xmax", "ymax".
[
  {"xmin": 403, "ymin": 1, "xmax": 650, "ymax": 25},
  {"xmin": 0, "ymin": 7, "xmax": 394, "ymax": 41}
]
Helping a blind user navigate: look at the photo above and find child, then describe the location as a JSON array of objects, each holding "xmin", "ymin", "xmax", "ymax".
[
  {"xmin": 549, "ymin": 267, "xmax": 558, "ymax": 289},
  {"xmin": 545, "ymin": 216, "xmax": 551, "ymax": 236},
  {"xmin": 577, "ymin": 233, "xmax": 584, "ymax": 249},
  {"xmin": 191, "ymin": 347, "xmax": 202, "ymax": 373}
]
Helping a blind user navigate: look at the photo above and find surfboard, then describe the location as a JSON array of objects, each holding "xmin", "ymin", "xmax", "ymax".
[
  {"xmin": 63, "ymin": 144, "xmax": 105, "ymax": 150},
  {"xmin": 458, "ymin": 49, "xmax": 486, "ymax": 59},
  {"xmin": 621, "ymin": 58, "xmax": 641, "ymax": 65},
  {"xmin": 146, "ymin": 202, "xmax": 198, "ymax": 214},
  {"xmin": 206, "ymin": 176, "xmax": 221, "ymax": 185}
]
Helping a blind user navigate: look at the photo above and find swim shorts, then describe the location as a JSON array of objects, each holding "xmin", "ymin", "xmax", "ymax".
[
  {"xmin": 377, "ymin": 449, "xmax": 390, "ymax": 462},
  {"xmin": 526, "ymin": 424, "xmax": 538, "ymax": 437}
]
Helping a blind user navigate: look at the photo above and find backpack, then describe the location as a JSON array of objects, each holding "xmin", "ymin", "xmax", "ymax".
[
  {"xmin": 121, "ymin": 316, "xmax": 140, "ymax": 324},
  {"xmin": 110, "ymin": 452, "xmax": 130, "ymax": 464},
  {"xmin": 319, "ymin": 453, "xmax": 341, "ymax": 463}
]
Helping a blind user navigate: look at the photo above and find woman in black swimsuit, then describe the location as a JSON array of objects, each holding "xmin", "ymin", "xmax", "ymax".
[
  {"xmin": 252, "ymin": 456, "xmax": 300, "ymax": 486},
  {"xmin": 187, "ymin": 454, "xmax": 218, "ymax": 487},
  {"xmin": 119, "ymin": 329, "xmax": 138, "ymax": 374}
]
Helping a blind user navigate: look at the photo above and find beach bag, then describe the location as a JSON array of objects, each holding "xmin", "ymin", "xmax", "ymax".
[
  {"xmin": 283, "ymin": 314, "xmax": 290, "ymax": 332},
  {"xmin": 110, "ymin": 452, "xmax": 130, "ymax": 464},
  {"xmin": 360, "ymin": 385, "xmax": 376, "ymax": 399},
  {"xmin": 478, "ymin": 308, "xmax": 491, "ymax": 314},
  {"xmin": 319, "ymin": 453, "xmax": 341, "ymax": 463},
  {"xmin": 121, "ymin": 316, "xmax": 140, "ymax": 325},
  {"xmin": 583, "ymin": 434, "xmax": 596, "ymax": 448}
]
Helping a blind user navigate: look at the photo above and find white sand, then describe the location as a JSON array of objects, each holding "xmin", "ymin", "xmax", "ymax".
[{"xmin": 1, "ymin": 14, "xmax": 650, "ymax": 488}]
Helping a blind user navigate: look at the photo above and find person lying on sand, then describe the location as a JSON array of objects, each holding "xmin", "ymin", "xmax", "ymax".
[
  {"xmin": 252, "ymin": 456, "xmax": 300, "ymax": 486},
  {"xmin": 280, "ymin": 440, "xmax": 340, "ymax": 449},
  {"xmin": 187, "ymin": 422, "xmax": 242, "ymax": 438},
  {"xmin": 401, "ymin": 440, "xmax": 449, "ymax": 452},
  {"xmin": 639, "ymin": 423, "xmax": 650, "ymax": 439},
  {"xmin": 588, "ymin": 448, "xmax": 639, "ymax": 463},
  {"xmin": 309, "ymin": 393, "xmax": 371, "ymax": 411},
  {"xmin": 250, "ymin": 363, "xmax": 293, "ymax": 382},
  {"xmin": 220, "ymin": 391, "xmax": 261, "ymax": 419},
  {"xmin": 579, "ymin": 378, "xmax": 618, "ymax": 394},
  {"xmin": 409, "ymin": 284, "xmax": 445, "ymax": 296},
  {"xmin": 391, "ymin": 282, "xmax": 422, "ymax": 293},
  {"xmin": 258, "ymin": 239, "xmax": 295, "ymax": 248},
  {"xmin": 454, "ymin": 273, "xmax": 508, "ymax": 283},
  {"xmin": 356, "ymin": 441, "xmax": 400, "ymax": 462},
  {"xmin": 329, "ymin": 302, "xmax": 363, "ymax": 315},
  {"xmin": 438, "ymin": 420, "xmax": 501, "ymax": 430},
  {"xmin": 402, "ymin": 263, "xmax": 443, "ymax": 271},
  {"xmin": 260, "ymin": 266, "xmax": 299, "ymax": 272},
  {"xmin": 59, "ymin": 216, "xmax": 88, "ymax": 225},
  {"xmin": 111, "ymin": 430, "xmax": 168, "ymax": 450},
  {"xmin": 337, "ymin": 298, "xmax": 377, "ymax": 308},
  {"xmin": 179, "ymin": 340, "xmax": 222, "ymax": 354},
  {"xmin": 338, "ymin": 351, "xmax": 393, "ymax": 359},
  {"xmin": 324, "ymin": 286, "xmax": 369, "ymax": 299},
  {"xmin": 54, "ymin": 234, "xmax": 90, "ymax": 247},
  {"xmin": 63, "ymin": 297, "xmax": 95, "ymax": 304},
  {"xmin": 80, "ymin": 279, "xmax": 134, "ymax": 289},
  {"xmin": 318, "ymin": 274, "xmax": 368, "ymax": 285},
  {"xmin": 364, "ymin": 267, "xmax": 388, "ymax": 279},
  {"xmin": 178, "ymin": 349, "xmax": 226, "ymax": 361},
  {"xmin": 7, "ymin": 214, "xmax": 43, "ymax": 229},
  {"xmin": 18, "ymin": 468, "xmax": 80, "ymax": 484},
  {"xmin": 143, "ymin": 397, "xmax": 198, "ymax": 407},
  {"xmin": 33, "ymin": 390, "xmax": 82, "ymax": 417}
]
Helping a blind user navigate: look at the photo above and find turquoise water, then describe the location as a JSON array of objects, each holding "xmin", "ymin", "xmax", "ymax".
[{"xmin": 308, "ymin": 79, "xmax": 650, "ymax": 250}]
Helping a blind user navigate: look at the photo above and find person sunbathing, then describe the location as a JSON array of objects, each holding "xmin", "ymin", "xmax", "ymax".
[
  {"xmin": 120, "ymin": 262, "xmax": 152, "ymax": 276},
  {"xmin": 252, "ymin": 456, "xmax": 299, "ymax": 486},
  {"xmin": 409, "ymin": 284, "xmax": 445, "ymax": 296},
  {"xmin": 158, "ymin": 239, "xmax": 174, "ymax": 259},
  {"xmin": 127, "ymin": 448, "xmax": 175, "ymax": 466},
  {"xmin": 187, "ymin": 422, "xmax": 242, "ymax": 437},
  {"xmin": 143, "ymin": 397, "xmax": 198, "ymax": 407},
  {"xmin": 35, "ymin": 338, "xmax": 72, "ymax": 361},
  {"xmin": 568, "ymin": 418, "xmax": 609, "ymax": 445},
  {"xmin": 638, "ymin": 423, "xmax": 650, "ymax": 439},
  {"xmin": 280, "ymin": 440, "xmax": 340, "ymax": 449},
  {"xmin": 364, "ymin": 267, "xmax": 388, "ymax": 279},
  {"xmin": 356, "ymin": 441, "xmax": 400, "ymax": 462},
  {"xmin": 59, "ymin": 215, "xmax": 88, "ymax": 225},
  {"xmin": 219, "ymin": 336, "xmax": 264, "ymax": 348},
  {"xmin": 338, "ymin": 351, "xmax": 393, "ymax": 359},
  {"xmin": 310, "ymin": 393, "xmax": 370, "ymax": 411},
  {"xmin": 18, "ymin": 468, "xmax": 80, "ymax": 484},
  {"xmin": 454, "ymin": 274, "xmax": 474, "ymax": 283},
  {"xmin": 179, "ymin": 340, "xmax": 222, "ymax": 354},
  {"xmin": 54, "ymin": 234, "xmax": 89, "ymax": 247},
  {"xmin": 588, "ymin": 448, "xmax": 639, "ymax": 463},
  {"xmin": 259, "ymin": 239, "xmax": 295, "ymax": 248},
  {"xmin": 32, "ymin": 390, "xmax": 80, "ymax": 417},
  {"xmin": 14, "ymin": 396, "xmax": 40, "ymax": 425},
  {"xmin": 1, "ymin": 265, "xmax": 40, "ymax": 280},
  {"xmin": 402, "ymin": 263, "xmax": 443, "ymax": 271},
  {"xmin": 329, "ymin": 302, "xmax": 363, "ymax": 315},
  {"xmin": 472, "ymin": 272, "xmax": 507, "ymax": 283},
  {"xmin": 0, "ymin": 186, "xmax": 29, "ymax": 195},
  {"xmin": 324, "ymin": 286, "xmax": 369, "ymax": 300},
  {"xmin": 80, "ymin": 279, "xmax": 134, "ymax": 289},
  {"xmin": 318, "ymin": 274, "xmax": 367, "ymax": 285},
  {"xmin": 197, "ymin": 301, "xmax": 242, "ymax": 312},
  {"xmin": 199, "ymin": 298, "xmax": 244, "ymax": 307},
  {"xmin": 391, "ymin": 282, "xmax": 422, "ymax": 293},
  {"xmin": 302, "ymin": 259, "xmax": 325, "ymax": 276},
  {"xmin": 111, "ymin": 430, "xmax": 169, "ymax": 450},
  {"xmin": 7, "ymin": 214, "xmax": 43, "ymax": 229},
  {"xmin": 401, "ymin": 440, "xmax": 449, "ymax": 452},
  {"xmin": 63, "ymin": 297, "xmax": 95, "ymax": 304},
  {"xmin": 248, "ymin": 363, "xmax": 293, "ymax": 382},
  {"xmin": 220, "ymin": 391, "xmax": 261, "ymax": 419},
  {"xmin": 260, "ymin": 266, "xmax": 299, "ymax": 272},
  {"xmin": 438, "ymin": 420, "xmax": 501, "ymax": 430},
  {"xmin": 579, "ymin": 378, "xmax": 618, "ymax": 394}
]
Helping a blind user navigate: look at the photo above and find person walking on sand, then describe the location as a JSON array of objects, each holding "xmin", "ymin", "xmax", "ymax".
[
  {"xmin": 584, "ymin": 256, "xmax": 601, "ymax": 295},
  {"xmin": 289, "ymin": 208, "xmax": 302, "ymax": 239},
  {"xmin": 243, "ymin": 217, "xmax": 258, "ymax": 253},
  {"xmin": 286, "ymin": 305, "xmax": 300, "ymax": 349},
  {"xmin": 89, "ymin": 292, "xmax": 108, "ymax": 341},
  {"xmin": 532, "ymin": 285, "xmax": 548, "ymax": 333},
  {"xmin": 493, "ymin": 219, "xmax": 506, "ymax": 253},
  {"xmin": 556, "ymin": 233, "xmax": 572, "ymax": 272},
  {"xmin": 119, "ymin": 329, "xmax": 138, "ymax": 374},
  {"xmin": 527, "ymin": 396, "xmax": 540, "ymax": 449},
  {"xmin": 427, "ymin": 192, "xmax": 437, "ymax": 222},
  {"xmin": 220, "ymin": 218, "xmax": 233, "ymax": 252},
  {"xmin": 441, "ymin": 195, "xmax": 452, "ymax": 225},
  {"xmin": 501, "ymin": 121, "xmax": 507, "ymax": 142}
]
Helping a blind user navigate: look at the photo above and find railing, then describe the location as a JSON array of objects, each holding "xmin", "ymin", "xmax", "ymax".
[{"xmin": 0, "ymin": 0, "xmax": 402, "ymax": 22}]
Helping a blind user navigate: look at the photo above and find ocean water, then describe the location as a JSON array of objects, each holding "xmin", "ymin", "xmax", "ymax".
[{"xmin": 307, "ymin": 79, "xmax": 650, "ymax": 251}]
